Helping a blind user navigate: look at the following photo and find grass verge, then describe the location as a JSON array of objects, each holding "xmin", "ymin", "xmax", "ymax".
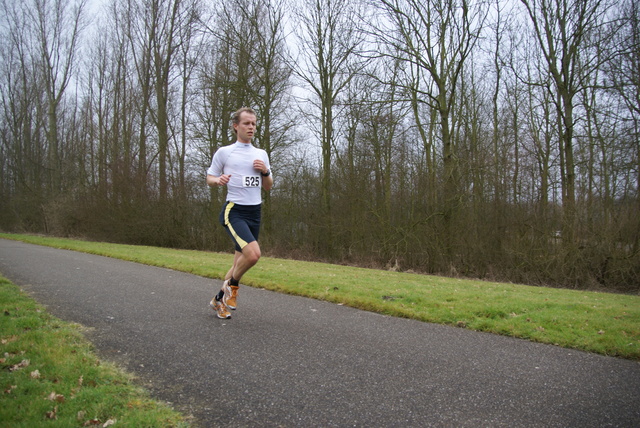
[
  {"xmin": 0, "ymin": 274, "xmax": 189, "ymax": 427},
  {"xmin": 1, "ymin": 232, "xmax": 639, "ymax": 362}
]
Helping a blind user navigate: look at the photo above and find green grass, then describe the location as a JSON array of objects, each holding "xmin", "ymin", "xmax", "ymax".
[
  {"xmin": 0, "ymin": 275, "xmax": 190, "ymax": 427},
  {"xmin": 1, "ymin": 232, "xmax": 639, "ymax": 362}
]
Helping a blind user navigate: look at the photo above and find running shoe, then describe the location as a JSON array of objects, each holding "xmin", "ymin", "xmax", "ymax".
[
  {"xmin": 210, "ymin": 297, "xmax": 231, "ymax": 319},
  {"xmin": 222, "ymin": 280, "xmax": 239, "ymax": 310}
]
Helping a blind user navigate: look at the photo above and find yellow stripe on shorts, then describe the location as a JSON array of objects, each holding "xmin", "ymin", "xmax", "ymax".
[{"xmin": 224, "ymin": 202, "xmax": 249, "ymax": 249}]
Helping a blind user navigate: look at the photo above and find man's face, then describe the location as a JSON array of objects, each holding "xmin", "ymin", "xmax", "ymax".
[{"xmin": 234, "ymin": 112, "xmax": 257, "ymax": 143}]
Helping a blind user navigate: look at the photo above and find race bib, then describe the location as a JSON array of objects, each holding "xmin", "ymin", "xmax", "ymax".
[{"xmin": 242, "ymin": 175, "xmax": 261, "ymax": 188}]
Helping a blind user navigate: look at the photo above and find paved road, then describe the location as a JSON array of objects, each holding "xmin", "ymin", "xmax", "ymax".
[{"xmin": 0, "ymin": 239, "xmax": 638, "ymax": 427}]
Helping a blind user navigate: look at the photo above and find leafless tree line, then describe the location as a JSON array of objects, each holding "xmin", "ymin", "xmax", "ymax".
[{"xmin": 1, "ymin": 0, "xmax": 638, "ymax": 292}]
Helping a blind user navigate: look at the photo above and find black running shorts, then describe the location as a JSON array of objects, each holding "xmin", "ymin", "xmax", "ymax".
[{"xmin": 219, "ymin": 201, "xmax": 261, "ymax": 252}]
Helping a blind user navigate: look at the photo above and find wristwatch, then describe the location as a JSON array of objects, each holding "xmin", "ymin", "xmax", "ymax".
[{"xmin": 261, "ymin": 170, "xmax": 271, "ymax": 177}]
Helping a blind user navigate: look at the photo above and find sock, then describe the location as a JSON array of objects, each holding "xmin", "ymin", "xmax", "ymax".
[
  {"xmin": 216, "ymin": 290, "xmax": 224, "ymax": 300},
  {"xmin": 229, "ymin": 277, "xmax": 239, "ymax": 286}
]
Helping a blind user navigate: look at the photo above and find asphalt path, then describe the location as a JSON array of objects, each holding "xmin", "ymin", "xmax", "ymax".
[{"xmin": 0, "ymin": 239, "xmax": 638, "ymax": 427}]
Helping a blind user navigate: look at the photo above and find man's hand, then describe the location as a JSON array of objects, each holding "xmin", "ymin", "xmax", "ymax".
[
  {"xmin": 207, "ymin": 174, "xmax": 231, "ymax": 187},
  {"xmin": 218, "ymin": 174, "xmax": 232, "ymax": 186},
  {"xmin": 253, "ymin": 160, "xmax": 268, "ymax": 175}
]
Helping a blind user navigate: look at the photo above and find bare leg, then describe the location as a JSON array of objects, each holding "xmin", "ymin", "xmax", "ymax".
[
  {"xmin": 225, "ymin": 251, "xmax": 242, "ymax": 280},
  {"xmin": 225, "ymin": 241, "xmax": 261, "ymax": 282}
]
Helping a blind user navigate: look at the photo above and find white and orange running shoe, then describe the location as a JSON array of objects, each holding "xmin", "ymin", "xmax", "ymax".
[
  {"xmin": 210, "ymin": 297, "xmax": 231, "ymax": 319},
  {"xmin": 222, "ymin": 280, "xmax": 239, "ymax": 310}
]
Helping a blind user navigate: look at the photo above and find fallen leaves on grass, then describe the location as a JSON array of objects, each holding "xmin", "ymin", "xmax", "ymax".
[
  {"xmin": 9, "ymin": 359, "xmax": 29, "ymax": 371},
  {"xmin": 81, "ymin": 418, "xmax": 117, "ymax": 427},
  {"xmin": 46, "ymin": 391, "xmax": 65, "ymax": 403},
  {"xmin": 45, "ymin": 406, "xmax": 58, "ymax": 420},
  {"xmin": 1, "ymin": 335, "xmax": 18, "ymax": 345}
]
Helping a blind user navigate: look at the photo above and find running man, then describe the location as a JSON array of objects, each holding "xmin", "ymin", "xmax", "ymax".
[{"xmin": 206, "ymin": 107, "xmax": 273, "ymax": 319}]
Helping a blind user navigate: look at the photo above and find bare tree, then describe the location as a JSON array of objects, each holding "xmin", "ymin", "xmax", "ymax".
[
  {"xmin": 150, "ymin": 0, "xmax": 181, "ymax": 201},
  {"xmin": 373, "ymin": 0, "xmax": 487, "ymax": 254},
  {"xmin": 292, "ymin": 0, "xmax": 364, "ymax": 254},
  {"xmin": 0, "ymin": 0, "xmax": 44, "ymax": 204},
  {"xmin": 603, "ymin": 0, "xmax": 640, "ymax": 253},
  {"xmin": 0, "ymin": 0, "xmax": 86, "ymax": 232},
  {"xmin": 519, "ymin": 0, "xmax": 617, "ymax": 245},
  {"xmin": 31, "ymin": 0, "xmax": 87, "ymax": 195},
  {"xmin": 118, "ymin": 0, "xmax": 156, "ymax": 198}
]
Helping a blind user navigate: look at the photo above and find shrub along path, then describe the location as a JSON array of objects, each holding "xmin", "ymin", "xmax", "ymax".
[{"xmin": 0, "ymin": 238, "xmax": 639, "ymax": 427}]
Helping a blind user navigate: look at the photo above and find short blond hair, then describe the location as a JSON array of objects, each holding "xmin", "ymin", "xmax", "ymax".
[{"xmin": 231, "ymin": 107, "xmax": 257, "ymax": 134}]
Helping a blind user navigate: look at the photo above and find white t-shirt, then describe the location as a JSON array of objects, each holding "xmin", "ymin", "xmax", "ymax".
[{"xmin": 207, "ymin": 141, "xmax": 271, "ymax": 205}]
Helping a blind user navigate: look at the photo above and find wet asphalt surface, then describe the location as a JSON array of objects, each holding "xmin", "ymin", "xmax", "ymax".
[{"xmin": 0, "ymin": 238, "xmax": 639, "ymax": 427}]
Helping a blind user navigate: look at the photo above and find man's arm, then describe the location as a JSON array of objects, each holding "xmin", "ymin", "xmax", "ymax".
[{"xmin": 207, "ymin": 174, "xmax": 231, "ymax": 187}]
